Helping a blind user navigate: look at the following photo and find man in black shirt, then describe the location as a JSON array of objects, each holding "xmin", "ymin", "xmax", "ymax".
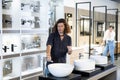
[{"xmin": 46, "ymin": 18, "xmax": 72, "ymax": 63}]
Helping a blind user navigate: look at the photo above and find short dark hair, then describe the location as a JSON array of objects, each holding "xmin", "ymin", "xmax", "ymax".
[
  {"xmin": 52, "ymin": 18, "xmax": 71, "ymax": 34},
  {"xmin": 109, "ymin": 25, "xmax": 114, "ymax": 29}
]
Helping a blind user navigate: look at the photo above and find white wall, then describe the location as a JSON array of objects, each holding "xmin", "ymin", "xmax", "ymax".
[
  {"xmin": 56, "ymin": 0, "xmax": 64, "ymax": 20},
  {"xmin": 64, "ymin": 0, "xmax": 119, "ymax": 14}
]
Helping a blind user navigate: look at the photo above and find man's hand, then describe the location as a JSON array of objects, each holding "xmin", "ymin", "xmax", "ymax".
[
  {"xmin": 67, "ymin": 46, "xmax": 72, "ymax": 55},
  {"xmin": 101, "ymin": 41, "xmax": 105, "ymax": 46},
  {"xmin": 47, "ymin": 56, "xmax": 51, "ymax": 61}
]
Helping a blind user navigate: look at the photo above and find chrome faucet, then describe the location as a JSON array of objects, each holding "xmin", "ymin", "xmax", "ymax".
[
  {"xmin": 79, "ymin": 53, "xmax": 83, "ymax": 59},
  {"xmin": 43, "ymin": 57, "xmax": 47, "ymax": 77}
]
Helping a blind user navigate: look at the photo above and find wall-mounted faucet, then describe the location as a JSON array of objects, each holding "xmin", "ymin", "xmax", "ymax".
[
  {"xmin": 3, "ymin": 14, "xmax": 12, "ymax": 28},
  {"xmin": 21, "ymin": 19, "xmax": 35, "ymax": 25},
  {"xmin": 2, "ymin": 45, "xmax": 9, "ymax": 53},
  {"xmin": 4, "ymin": 19, "xmax": 12, "ymax": 24},
  {"xmin": 21, "ymin": 1, "xmax": 40, "ymax": 13},
  {"xmin": 2, "ymin": 44, "xmax": 17, "ymax": 53},
  {"xmin": 2, "ymin": 0, "xmax": 12, "ymax": 4},
  {"xmin": 2, "ymin": 0, "xmax": 13, "ymax": 9},
  {"xmin": 79, "ymin": 53, "xmax": 84, "ymax": 59},
  {"xmin": 21, "ymin": 3, "xmax": 30, "ymax": 10},
  {"xmin": 30, "ymin": 1, "xmax": 40, "ymax": 13},
  {"xmin": 3, "ymin": 60, "xmax": 12, "ymax": 76},
  {"xmin": 11, "ymin": 44, "xmax": 17, "ymax": 52}
]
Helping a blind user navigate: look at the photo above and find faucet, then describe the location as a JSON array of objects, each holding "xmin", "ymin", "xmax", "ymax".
[
  {"xmin": 2, "ymin": 45, "xmax": 9, "ymax": 53},
  {"xmin": 11, "ymin": 44, "xmax": 17, "ymax": 52},
  {"xmin": 79, "ymin": 53, "xmax": 84, "ymax": 59},
  {"xmin": 43, "ymin": 57, "xmax": 47, "ymax": 77}
]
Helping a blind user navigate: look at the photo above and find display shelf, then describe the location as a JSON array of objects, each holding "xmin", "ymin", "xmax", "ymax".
[
  {"xmin": 21, "ymin": 29, "xmax": 48, "ymax": 34},
  {"xmin": 2, "ymin": 29, "xmax": 48, "ymax": 34},
  {"xmin": 2, "ymin": 30, "xmax": 20, "ymax": 34},
  {"xmin": 0, "ymin": 0, "xmax": 64, "ymax": 79},
  {"xmin": 21, "ymin": 67, "xmax": 42, "ymax": 79},
  {"xmin": 3, "ymin": 75, "xmax": 20, "ymax": 80},
  {"xmin": 21, "ymin": 49, "xmax": 46, "ymax": 56},
  {"xmin": 2, "ymin": 50, "xmax": 46, "ymax": 59},
  {"xmin": 3, "ymin": 53, "xmax": 20, "ymax": 59}
]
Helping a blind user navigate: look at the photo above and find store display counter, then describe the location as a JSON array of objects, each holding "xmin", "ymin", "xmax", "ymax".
[
  {"xmin": 39, "ymin": 66, "xmax": 117, "ymax": 80},
  {"xmin": 39, "ymin": 73, "xmax": 81, "ymax": 80},
  {"xmin": 81, "ymin": 66, "xmax": 117, "ymax": 80}
]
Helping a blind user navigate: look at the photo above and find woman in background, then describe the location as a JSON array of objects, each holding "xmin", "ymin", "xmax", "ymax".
[{"xmin": 102, "ymin": 25, "xmax": 115, "ymax": 63}]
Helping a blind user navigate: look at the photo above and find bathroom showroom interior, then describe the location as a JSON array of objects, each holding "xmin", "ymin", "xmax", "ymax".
[{"xmin": 0, "ymin": 0, "xmax": 120, "ymax": 80}]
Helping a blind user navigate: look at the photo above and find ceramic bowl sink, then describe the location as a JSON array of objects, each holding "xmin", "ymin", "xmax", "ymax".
[
  {"xmin": 90, "ymin": 55, "xmax": 108, "ymax": 65},
  {"xmin": 48, "ymin": 63, "xmax": 74, "ymax": 77},
  {"xmin": 74, "ymin": 59, "xmax": 95, "ymax": 71}
]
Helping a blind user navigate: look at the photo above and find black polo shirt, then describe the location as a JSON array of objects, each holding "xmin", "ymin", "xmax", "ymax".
[{"xmin": 46, "ymin": 32, "xmax": 71, "ymax": 61}]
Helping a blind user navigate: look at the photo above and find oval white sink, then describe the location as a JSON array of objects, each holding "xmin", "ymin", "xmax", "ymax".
[
  {"xmin": 90, "ymin": 55, "xmax": 108, "ymax": 65},
  {"xmin": 48, "ymin": 63, "xmax": 74, "ymax": 77},
  {"xmin": 74, "ymin": 59, "xmax": 95, "ymax": 71}
]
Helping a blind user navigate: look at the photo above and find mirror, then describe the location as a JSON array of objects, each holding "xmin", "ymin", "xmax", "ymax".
[
  {"xmin": 80, "ymin": 17, "xmax": 90, "ymax": 36},
  {"xmin": 96, "ymin": 22, "xmax": 105, "ymax": 37}
]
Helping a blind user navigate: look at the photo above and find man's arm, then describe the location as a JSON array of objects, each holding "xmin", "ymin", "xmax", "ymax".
[
  {"xmin": 67, "ymin": 46, "xmax": 72, "ymax": 55},
  {"xmin": 46, "ymin": 45, "xmax": 52, "ymax": 61},
  {"xmin": 67, "ymin": 36, "xmax": 72, "ymax": 55},
  {"xmin": 101, "ymin": 30, "xmax": 107, "ymax": 46},
  {"xmin": 46, "ymin": 33, "xmax": 54, "ymax": 61}
]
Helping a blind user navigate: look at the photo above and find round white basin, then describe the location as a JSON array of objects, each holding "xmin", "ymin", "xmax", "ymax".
[
  {"xmin": 48, "ymin": 63, "xmax": 74, "ymax": 77},
  {"xmin": 74, "ymin": 59, "xmax": 95, "ymax": 71},
  {"xmin": 90, "ymin": 55, "xmax": 108, "ymax": 65}
]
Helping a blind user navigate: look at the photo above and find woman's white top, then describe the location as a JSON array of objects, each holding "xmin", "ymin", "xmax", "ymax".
[{"xmin": 103, "ymin": 30, "xmax": 115, "ymax": 41}]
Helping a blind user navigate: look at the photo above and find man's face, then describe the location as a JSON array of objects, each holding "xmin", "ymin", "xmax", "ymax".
[
  {"xmin": 109, "ymin": 27, "xmax": 113, "ymax": 32},
  {"xmin": 57, "ymin": 23, "xmax": 65, "ymax": 34}
]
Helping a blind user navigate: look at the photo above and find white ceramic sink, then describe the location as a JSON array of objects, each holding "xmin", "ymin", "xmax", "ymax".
[
  {"xmin": 74, "ymin": 59, "xmax": 95, "ymax": 71},
  {"xmin": 90, "ymin": 55, "xmax": 108, "ymax": 65},
  {"xmin": 48, "ymin": 63, "xmax": 74, "ymax": 77}
]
